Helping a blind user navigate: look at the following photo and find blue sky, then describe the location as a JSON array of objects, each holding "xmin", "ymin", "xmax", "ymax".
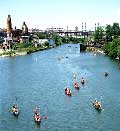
[{"xmin": 0, "ymin": 0, "xmax": 120, "ymax": 30}]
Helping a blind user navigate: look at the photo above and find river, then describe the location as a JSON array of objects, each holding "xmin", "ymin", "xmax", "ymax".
[{"xmin": 0, "ymin": 44, "xmax": 120, "ymax": 131}]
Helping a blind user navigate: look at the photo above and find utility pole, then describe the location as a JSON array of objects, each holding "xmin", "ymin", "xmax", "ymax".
[
  {"xmin": 85, "ymin": 22, "xmax": 86, "ymax": 32},
  {"xmin": 82, "ymin": 22, "xmax": 83, "ymax": 38},
  {"xmin": 95, "ymin": 23, "xmax": 96, "ymax": 31},
  {"xmin": 67, "ymin": 25, "xmax": 68, "ymax": 36}
]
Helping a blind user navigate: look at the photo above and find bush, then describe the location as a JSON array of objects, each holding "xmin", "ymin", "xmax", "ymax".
[{"xmin": 103, "ymin": 38, "xmax": 120, "ymax": 59}]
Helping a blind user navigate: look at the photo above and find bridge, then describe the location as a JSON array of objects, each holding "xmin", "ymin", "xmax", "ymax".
[
  {"xmin": 45, "ymin": 27, "xmax": 94, "ymax": 37},
  {"xmin": 29, "ymin": 27, "xmax": 95, "ymax": 37},
  {"xmin": 54, "ymin": 30, "xmax": 94, "ymax": 37}
]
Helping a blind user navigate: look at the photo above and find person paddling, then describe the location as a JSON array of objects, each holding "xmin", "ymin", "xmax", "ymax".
[
  {"xmin": 74, "ymin": 82, "xmax": 79, "ymax": 89},
  {"xmin": 34, "ymin": 107, "xmax": 41, "ymax": 124},
  {"xmin": 104, "ymin": 72, "xmax": 109, "ymax": 76},
  {"xmin": 81, "ymin": 77, "xmax": 85, "ymax": 85},
  {"xmin": 65, "ymin": 88, "xmax": 72, "ymax": 96},
  {"xmin": 34, "ymin": 107, "xmax": 39, "ymax": 115},
  {"xmin": 93, "ymin": 100, "xmax": 101, "ymax": 110}
]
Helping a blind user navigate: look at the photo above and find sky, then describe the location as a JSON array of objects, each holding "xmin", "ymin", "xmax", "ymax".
[{"xmin": 0, "ymin": 0, "xmax": 120, "ymax": 30}]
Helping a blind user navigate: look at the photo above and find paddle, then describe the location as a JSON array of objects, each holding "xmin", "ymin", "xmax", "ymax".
[
  {"xmin": 13, "ymin": 96, "xmax": 18, "ymax": 107},
  {"xmin": 41, "ymin": 116, "xmax": 48, "ymax": 119},
  {"xmin": 100, "ymin": 95, "xmax": 104, "ymax": 111}
]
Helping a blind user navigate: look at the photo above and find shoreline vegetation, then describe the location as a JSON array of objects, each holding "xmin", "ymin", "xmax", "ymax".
[
  {"xmin": 0, "ymin": 44, "xmax": 105, "ymax": 58},
  {"xmin": 0, "ymin": 46, "xmax": 50, "ymax": 58},
  {"xmin": 0, "ymin": 35, "xmax": 85, "ymax": 58},
  {"xmin": 1, "ymin": 21, "xmax": 120, "ymax": 61},
  {"xmin": 0, "ymin": 42, "xmax": 119, "ymax": 61}
]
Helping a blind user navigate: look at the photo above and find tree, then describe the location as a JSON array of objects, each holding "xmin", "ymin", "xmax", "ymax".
[
  {"xmin": 38, "ymin": 33, "xmax": 46, "ymax": 39},
  {"xmin": 55, "ymin": 35, "xmax": 62, "ymax": 46},
  {"xmin": 117, "ymin": 45, "xmax": 120, "ymax": 60},
  {"xmin": 94, "ymin": 27, "xmax": 104, "ymax": 44},
  {"xmin": 105, "ymin": 24, "xmax": 113, "ymax": 42},
  {"xmin": 103, "ymin": 38, "xmax": 120, "ymax": 59},
  {"xmin": 61, "ymin": 37, "xmax": 68, "ymax": 43},
  {"xmin": 112, "ymin": 23, "xmax": 120, "ymax": 39},
  {"xmin": 102, "ymin": 43, "xmax": 111, "ymax": 55},
  {"xmin": 112, "ymin": 38, "xmax": 120, "ymax": 47},
  {"xmin": 108, "ymin": 47, "xmax": 118, "ymax": 58}
]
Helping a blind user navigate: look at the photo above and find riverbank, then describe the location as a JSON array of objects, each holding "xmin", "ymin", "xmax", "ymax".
[
  {"xmin": 86, "ymin": 47, "xmax": 105, "ymax": 55},
  {"xmin": 0, "ymin": 43, "xmax": 79, "ymax": 58},
  {"xmin": 0, "ymin": 45, "xmax": 52, "ymax": 58},
  {"xmin": 86, "ymin": 46, "xmax": 120, "ymax": 60},
  {"xmin": 0, "ymin": 50, "xmax": 27, "ymax": 58}
]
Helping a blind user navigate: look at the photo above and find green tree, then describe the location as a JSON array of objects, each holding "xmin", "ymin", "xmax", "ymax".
[
  {"xmin": 105, "ymin": 24, "xmax": 113, "ymax": 42},
  {"xmin": 117, "ymin": 45, "xmax": 120, "ymax": 60},
  {"xmin": 55, "ymin": 35, "xmax": 62, "ymax": 46},
  {"xmin": 39, "ymin": 33, "xmax": 46, "ymax": 39},
  {"xmin": 102, "ymin": 43, "xmax": 111, "ymax": 55},
  {"xmin": 103, "ymin": 38, "xmax": 120, "ymax": 59},
  {"xmin": 108, "ymin": 46, "xmax": 118, "ymax": 58},
  {"xmin": 61, "ymin": 37, "xmax": 68, "ymax": 43},
  {"xmin": 112, "ymin": 23, "xmax": 120, "ymax": 39},
  {"xmin": 94, "ymin": 27, "xmax": 104, "ymax": 44}
]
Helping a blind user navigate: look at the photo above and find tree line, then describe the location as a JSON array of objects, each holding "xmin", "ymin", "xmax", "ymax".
[{"xmin": 94, "ymin": 23, "xmax": 120, "ymax": 60}]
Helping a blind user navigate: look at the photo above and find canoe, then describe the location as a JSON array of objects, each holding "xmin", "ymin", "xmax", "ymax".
[
  {"xmin": 74, "ymin": 83, "xmax": 79, "ymax": 89},
  {"xmin": 12, "ymin": 106, "xmax": 19, "ymax": 116},
  {"xmin": 65, "ymin": 88, "xmax": 72, "ymax": 96},
  {"xmin": 34, "ymin": 114, "xmax": 41, "ymax": 124},
  {"xmin": 81, "ymin": 78, "xmax": 85, "ymax": 85},
  {"xmin": 34, "ymin": 108, "xmax": 41, "ymax": 124},
  {"xmin": 93, "ymin": 102, "xmax": 102, "ymax": 111},
  {"xmin": 81, "ymin": 80, "xmax": 85, "ymax": 85},
  {"xmin": 104, "ymin": 72, "xmax": 109, "ymax": 76}
]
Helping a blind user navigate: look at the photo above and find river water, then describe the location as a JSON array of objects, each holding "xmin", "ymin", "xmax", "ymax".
[{"xmin": 0, "ymin": 44, "xmax": 120, "ymax": 131}]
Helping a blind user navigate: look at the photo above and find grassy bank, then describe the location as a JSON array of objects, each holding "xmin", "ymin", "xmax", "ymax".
[{"xmin": 0, "ymin": 45, "xmax": 49, "ymax": 57}]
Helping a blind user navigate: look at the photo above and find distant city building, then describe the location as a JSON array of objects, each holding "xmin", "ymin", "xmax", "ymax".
[
  {"xmin": 29, "ymin": 28, "xmax": 44, "ymax": 33},
  {"xmin": 7, "ymin": 15, "xmax": 12, "ymax": 37},
  {"xmin": 75, "ymin": 26, "xmax": 79, "ymax": 32},
  {"xmin": 20, "ymin": 36, "xmax": 30, "ymax": 43},
  {"xmin": 22, "ymin": 22, "xmax": 28, "ymax": 34}
]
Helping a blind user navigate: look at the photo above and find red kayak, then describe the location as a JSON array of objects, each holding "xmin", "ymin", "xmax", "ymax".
[
  {"xmin": 65, "ymin": 88, "xmax": 72, "ymax": 96},
  {"xmin": 74, "ymin": 82, "xmax": 79, "ymax": 89}
]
